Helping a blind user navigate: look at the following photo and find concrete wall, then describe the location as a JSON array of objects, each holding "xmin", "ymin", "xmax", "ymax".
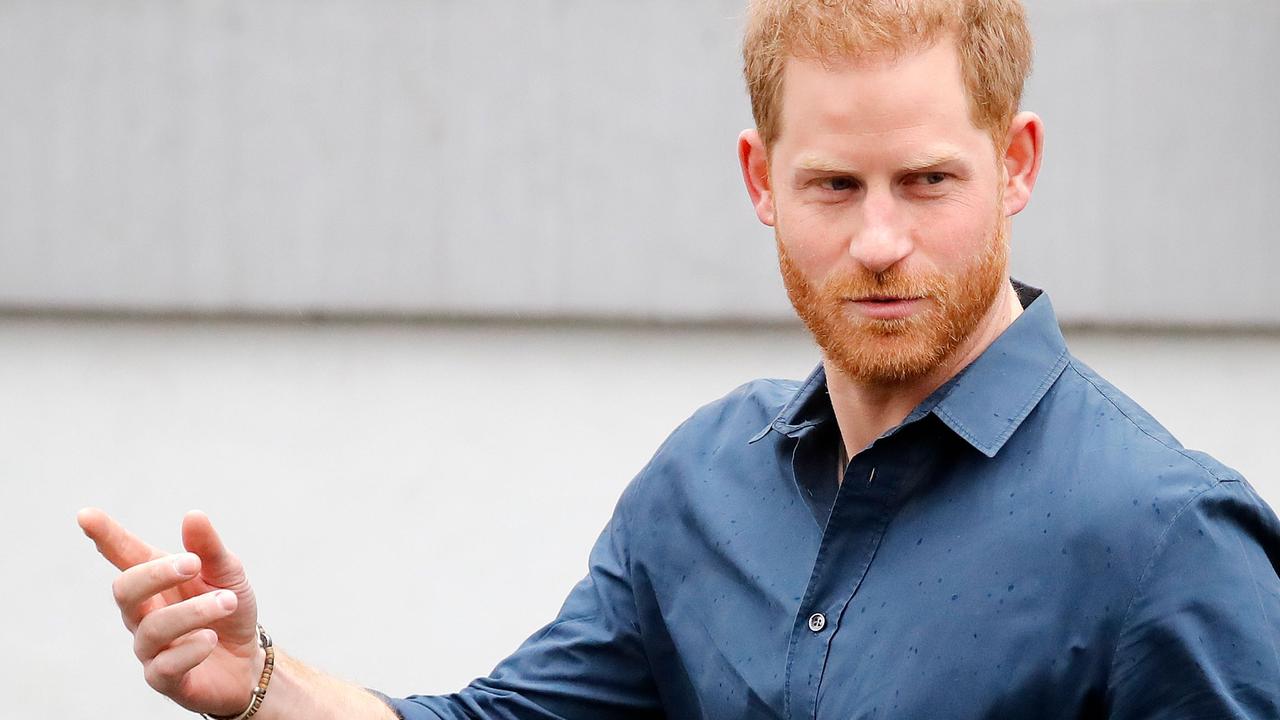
[
  {"xmin": 1, "ymin": 0, "xmax": 1276, "ymax": 325},
  {"xmin": 12, "ymin": 317, "xmax": 1280, "ymax": 717}
]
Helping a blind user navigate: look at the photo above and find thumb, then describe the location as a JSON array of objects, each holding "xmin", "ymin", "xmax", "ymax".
[{"xmin": 181, "ymin": 510, "xmax": 248, "ymax": 590}]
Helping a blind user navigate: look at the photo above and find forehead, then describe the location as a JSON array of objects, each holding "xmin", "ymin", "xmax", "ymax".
[{"xmin": 775, "ymin": 39, "xmax": 990, "ymax": 162}]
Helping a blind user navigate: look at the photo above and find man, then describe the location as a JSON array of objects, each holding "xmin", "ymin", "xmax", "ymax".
[{"xmin": 81, "ymin": 0, "xmax": 1280, "ymax": 718}]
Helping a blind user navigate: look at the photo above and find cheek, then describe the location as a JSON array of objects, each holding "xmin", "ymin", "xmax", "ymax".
[
  {"xmin": 910, "ymin": 200, "xmax": 999, "ymax": 269},
  {"xmin": 780, "ymin": 212, "xmax": 854, "ymax": 280}
]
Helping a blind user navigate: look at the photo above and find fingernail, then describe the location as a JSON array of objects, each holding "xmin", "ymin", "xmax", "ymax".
[
  {"xmin": 215, "ymin": 590, "xmax": 237, "ymax": 612},
  {"xmin": 173, "ymin": 553, "xmax": 199, "ymax": 576}
]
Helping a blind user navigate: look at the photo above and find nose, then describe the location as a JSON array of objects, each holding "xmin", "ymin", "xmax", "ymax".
[{"xmin": 849, "ymin": 191, "xmax": 913, "ymax": 274}]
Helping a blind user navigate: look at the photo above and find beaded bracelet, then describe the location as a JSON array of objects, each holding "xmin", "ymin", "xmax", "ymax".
[{"xmin": 201, "ymin": 625, "xmax": 274, "ymax": 720}]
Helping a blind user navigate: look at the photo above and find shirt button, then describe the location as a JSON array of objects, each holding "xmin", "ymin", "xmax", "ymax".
[{"xmin": 807, "ymin": 612, "xmax": 827, "ymax": 633}]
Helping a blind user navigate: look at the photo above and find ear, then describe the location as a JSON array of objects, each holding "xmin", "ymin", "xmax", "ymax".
[
  {"xmin": 738, "ymin": 129, "xmax": 776, "ymax": 226},
  {"xmin": 1001, "ymin": 111, "xmax": 1044, "ymax": 217}
]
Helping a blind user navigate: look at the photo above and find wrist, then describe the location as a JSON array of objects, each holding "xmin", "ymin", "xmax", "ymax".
[{"xmin": 202, "ymin": 625, "xmax": 275, "ymax": 720}]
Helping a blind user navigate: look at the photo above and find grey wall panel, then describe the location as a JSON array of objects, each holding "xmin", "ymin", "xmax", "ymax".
[
  {"xmin": 1, "ymin": 0, "xmax": 1276, "ymax": 324},
  {"xmin": 1015, "ymin": 0, "xmax": 1280, "ymax": 325}
]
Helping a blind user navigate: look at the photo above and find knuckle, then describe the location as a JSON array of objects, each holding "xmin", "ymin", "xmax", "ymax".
[
  {"xmin": 152, "ymin": 652, "xmax": 178, "ymax": 678},
  {"xmin": 149, "ymin": 557, "xmax": 171, "ymax": 582},
  {"xmin": 133, "ymin": 617, "xmax": 162, "ymax": 660},
  {"xmin": 142, "ymin": 661, "xmax": 175, "ymax": 693},
  {"xmin": 198, "ymin": 596, "xmax": 220, "ymax": 621},
  {"xmin": 110, "ymin": 575, "xmax": 130, "ymax": 606},
  {"xmin": 132, "ymin": 628, "xmax": 150, "ymax": 662}
]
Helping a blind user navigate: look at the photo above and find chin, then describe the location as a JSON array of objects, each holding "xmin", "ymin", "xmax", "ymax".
[
  {"xmin": 816, "ymin": 315, "xmax": 950, "ymax": 385},
  {"xmin": 833, "ymin": 342, "xmax": 951, "ymax": 385}
]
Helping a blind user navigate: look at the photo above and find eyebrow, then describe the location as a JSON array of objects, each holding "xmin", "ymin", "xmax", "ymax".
[
  {"xmin": 795, "ymin": 156, "xmax": 856, "ymax": 174},
  {"xmin": 794, "ymin": 150, "xmax": 966, "ymax": 175},
  {"xmin": 899, "ymin": 151, "xmax": 966, "ymax": 173}
]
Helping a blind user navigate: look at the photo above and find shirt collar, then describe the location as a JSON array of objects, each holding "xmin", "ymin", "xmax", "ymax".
[
  {"xmin": 749, "ymin": 282, "xmax": 1071, "ymax": 458},
  {"xmin": 929, "ymin": 282, "xmax": 1071, "ymax": 457},
  {"xmin": 748, "ymin": 362, "xmax": 832, "ymax": 443}
]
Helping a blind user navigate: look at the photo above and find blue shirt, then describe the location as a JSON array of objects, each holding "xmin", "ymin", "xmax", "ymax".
[{"xmin": 390, "ymin": 285, "xmax": 1280, "ymax": 719}]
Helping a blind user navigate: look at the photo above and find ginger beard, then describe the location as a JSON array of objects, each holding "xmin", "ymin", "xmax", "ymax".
[{"xmin": 777, "ymin": 208, "xmax": 1010, "ymax": 386}]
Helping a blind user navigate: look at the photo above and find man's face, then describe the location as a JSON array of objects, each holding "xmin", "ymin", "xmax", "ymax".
[{"xmin": 765, "ymin": 39, "xmax": 1011, "ymax": 385}]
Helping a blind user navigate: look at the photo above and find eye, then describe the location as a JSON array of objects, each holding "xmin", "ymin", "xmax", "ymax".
[
  {"xmin": 918, "ymin": 172, "xmax": 948, "ymax": 186},
  {"xmin": 820, "ymin": 176, "xmax": 857, "ymax": 192}
]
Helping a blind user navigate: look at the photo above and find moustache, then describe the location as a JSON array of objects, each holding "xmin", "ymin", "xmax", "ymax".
[{"xmin": 820, "ymin": 267, "xmax": 946, "ymax": 304}]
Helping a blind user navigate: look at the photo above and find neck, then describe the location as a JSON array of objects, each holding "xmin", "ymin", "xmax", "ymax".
[{"xmin": 826, "ymin": 281, "xmax": 1023, "ymax": 464}]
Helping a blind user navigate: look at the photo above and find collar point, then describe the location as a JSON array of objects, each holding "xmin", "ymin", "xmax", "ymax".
[{"xmin": 973, "ymin": 442, "xmax": 1003, "ymax": 460}]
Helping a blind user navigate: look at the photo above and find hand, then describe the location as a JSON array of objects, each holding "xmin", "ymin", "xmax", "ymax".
[{"xmin": 78, "ymin": 508, "xmax": 264, "ymax": 716}]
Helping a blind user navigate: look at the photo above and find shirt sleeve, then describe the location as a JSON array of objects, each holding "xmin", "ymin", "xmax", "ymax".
[
  {"xmin": 386, "ymin": 488, "xmax": 663, "ymax": 720},
  {"xmin": 1107, "ymin": 479, "xmax": 1280, "ymax": 718}
]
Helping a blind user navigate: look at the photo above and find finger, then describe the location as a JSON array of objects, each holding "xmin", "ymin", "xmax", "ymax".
[
  {"xmin": 143, "ymin": 628, "xmax": 219, "ymax": 696},
  {"xmin": 78, "ymin": 507, "xmax": 164, "ymax": 571},
  {"xmin": 135, "ymin": 590, "xmax": 238, "ymax": 663},
  {"xmin": 112, "ymin": 553, "xmax": 203, "ymax": 630},
  {"xmin": 181, "ymin": 511, "xmax": 247, "ymax": 589}
]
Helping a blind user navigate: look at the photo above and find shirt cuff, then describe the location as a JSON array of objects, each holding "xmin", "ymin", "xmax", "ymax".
[
  {"xmin": 369, "ymin": 691, "xmax": 461, "ymax": 720},
  {"xmin": 364, "ymin": 688, "xmax": 407, "ymax": 720}
]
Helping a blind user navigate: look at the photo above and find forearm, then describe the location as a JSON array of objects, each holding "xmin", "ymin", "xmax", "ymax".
[{"xmin": 254, "ymin": 651, "xmax": 399, "ymax": 720}]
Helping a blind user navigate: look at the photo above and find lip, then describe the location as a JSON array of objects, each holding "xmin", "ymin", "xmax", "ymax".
[{"xmin": 847, "ymin": 296, "xmax": 926, "ymax": 321}]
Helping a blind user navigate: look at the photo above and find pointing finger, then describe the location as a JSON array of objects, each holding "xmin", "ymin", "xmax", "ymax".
[{"xmin": 78, "ymin": 507, "xmax": 164, "ymax": 571}]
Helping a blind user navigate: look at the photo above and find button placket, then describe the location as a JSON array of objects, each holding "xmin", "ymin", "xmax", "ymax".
[{"xmin": 786, "ymin": 455, "xmax": 910, "ymax": 720}]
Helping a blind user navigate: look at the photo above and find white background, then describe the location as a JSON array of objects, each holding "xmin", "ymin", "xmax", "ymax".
[{"xmin": 4, "ymin": 319, "xmax": 1278, "ymax": 716}]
